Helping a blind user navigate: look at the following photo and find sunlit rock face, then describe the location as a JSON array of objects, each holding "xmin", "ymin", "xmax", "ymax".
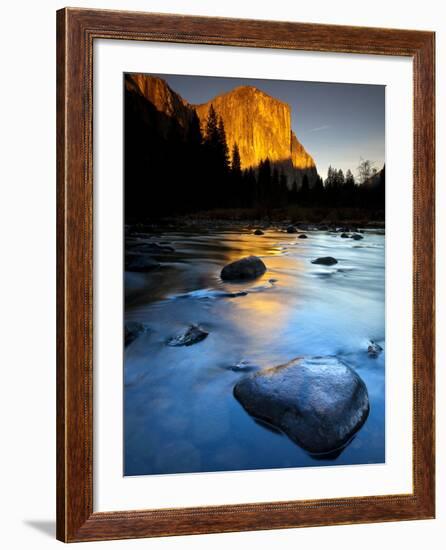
[
  {"xmin": 194, "ymin": 86, "xmax": 292, "ymax": 169},
  {"xmin": 291, "ymin": 131, "xmax": 316, "ymax": 170},
  {"xmin": 194, "ymin": 86, "xmax": 317, "ymax": 186},
  {"xmin": 125, "ymin": 74, "xmax": 318, "ymax": 186}
]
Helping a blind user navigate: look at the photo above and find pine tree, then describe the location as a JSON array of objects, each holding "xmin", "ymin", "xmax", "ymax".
[
  {"xmin": 345, "ymin": 169, "xmax": 355, "ymax": 187},
  {"xmin": 258, "ymin": 158, "xmax": 272, "ymax": 208},
  {"xmin": 279, "ymin": 172, "xmax": 288, "ymax": 206},
  {"xmin": 230, "ymin": 143, "xmax": 242, "ymax": 207},
  {"xmin": 299, "ymin": 174, "xmax": 310, "ymax": 204},
  {"xmin": 231, "ymin": 143, "xmax": 241, "ymax": 175},
  {"xmin": 243, "ymin": 168, "xmax": 257, "ymax": 208},
  {"xmin": 205, "ymin": 104, "xmax": 219, "ymax": 143},
  {"xmin": 290, "ymin": 180, "xmax": 299, "ymax": 204},
  {"xmin": 217, "ymin": 117, "xmax": 230, "ymax": 173}
]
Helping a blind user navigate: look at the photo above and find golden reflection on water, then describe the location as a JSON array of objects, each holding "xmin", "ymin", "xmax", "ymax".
[
  {"xmin": 219, "ymin": 231, "xmax": 289, "ymax": 265},
  {"xmin": 221, "ymin": 231, "xmax": 307, "ymax": 343}
]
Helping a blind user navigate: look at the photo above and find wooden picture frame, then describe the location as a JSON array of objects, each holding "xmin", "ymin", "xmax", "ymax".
[{"xmin": 56, "ymin": 7, "xmax": 435, "ymax": 542}]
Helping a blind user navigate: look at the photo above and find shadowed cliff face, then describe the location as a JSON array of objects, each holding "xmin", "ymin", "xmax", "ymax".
[
  {"xmin": 126, "ymin": 75, "xmax": 318, "ymax": 187},
  {"xmin": 126, "ymin": 73, "xmax": 193, "ymax": 136}
]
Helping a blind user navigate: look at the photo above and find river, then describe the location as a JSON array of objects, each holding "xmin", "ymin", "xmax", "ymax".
[{"xmin": 124, "ymin": 224, "xmax": 385, "ymax": 476}]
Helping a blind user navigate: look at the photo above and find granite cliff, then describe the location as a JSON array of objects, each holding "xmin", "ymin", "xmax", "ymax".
[
  {"xmin": 194, "ymin": 86, "xmax": 316, "ymax": 185},
  {"xmin": 125, "ymin": 74, "xmax": 318, "ymax": 187}
]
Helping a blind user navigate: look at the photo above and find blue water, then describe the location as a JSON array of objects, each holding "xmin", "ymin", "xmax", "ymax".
[{"xmin": 124, "ymin": 226, "xmax": 385, "ymax": 476}]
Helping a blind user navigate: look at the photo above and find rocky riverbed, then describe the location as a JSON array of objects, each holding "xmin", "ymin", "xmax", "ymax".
[{"xmin": 124, "ymin": 223, "xmax": 385, "ymax": 475}]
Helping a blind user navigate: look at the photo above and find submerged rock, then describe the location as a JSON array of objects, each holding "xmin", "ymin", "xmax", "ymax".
[
  {"xmin": 125, "ymin": 321, "xmax": 148, "ymax": 347},
  {"xmin": 311, "ymin": 256, "xmax": 338, "ymax": 266},
  {"xmin": 254, "ymin": 229, "xmax": 264, "ymax": 235},
  {"xmin": 234, "ymin": 356, "xmax": 370, "ymax": 454},
  {"xmin": 167, "ymin": 325, "xmax": 209, "ymax": 347},
  {"xmin": 298, "ymin": 234, "xmax": 308, "ymax": 239},
  {"xmin": 351, "ymin": 233, "xmax": 364, "ymax": 240},
  {"xmin": 228, "ymin": 360, "xmax": 259, "ymax": 373},
  {"xmin": 221, "ymin": 256, "xmax": 266, "ymax": 281},
  {"xmin": 368, "ymin": 340, "xmax": 383, "ymax": 358},
  {"xmin": 125, "ymin": 254, "xmax": 161, "ymax": 272},
  {"xmin": 286, "ymin": 225, "xmax": 298, "ymax": 234}
]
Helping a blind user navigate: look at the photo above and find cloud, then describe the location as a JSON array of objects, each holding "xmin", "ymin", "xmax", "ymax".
[{"xmin": 309, "ymin": 125, "xmax": 331, "ymax": 132}]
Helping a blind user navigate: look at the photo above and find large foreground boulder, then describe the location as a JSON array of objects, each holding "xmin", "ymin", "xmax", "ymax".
[
  {"xmin": 221, "ymin": 256, "xmax": 266, "ymax": 281},
  {"xmin": 234, "ymin": 356, "xmax": 369, "ymax": 454}
]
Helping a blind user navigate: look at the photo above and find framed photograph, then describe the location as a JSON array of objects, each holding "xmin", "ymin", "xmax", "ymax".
[{"xmin": 56, "ymin": 8, "xmax": 435, "ymax": 542}]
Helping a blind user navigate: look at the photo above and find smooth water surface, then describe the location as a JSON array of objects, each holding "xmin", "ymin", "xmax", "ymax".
[{"xmin": 124, "ymin": 226, "xmax": 385, "ymax": 476}]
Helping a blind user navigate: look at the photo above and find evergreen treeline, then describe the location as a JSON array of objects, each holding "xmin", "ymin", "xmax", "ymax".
[{"xmin": 125, "ymin": 89, "xmax": 385, "ymax": 221}]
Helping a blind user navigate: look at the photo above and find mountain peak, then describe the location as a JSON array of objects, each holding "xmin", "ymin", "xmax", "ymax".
[{"xmin": 125, "ymin": 74, "xmax": 317, "ymax": 185}]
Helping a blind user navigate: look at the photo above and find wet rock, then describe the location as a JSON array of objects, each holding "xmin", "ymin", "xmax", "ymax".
[
  {"xmin": 311, "ymin": 256, "xmax": 338, "ymax": 266},
  {"xmin": 221, "ymin": 290, "xmax": 248, "ymax": 298},
  {"xmin": 351, "ymin": 234, "xmax": 364, "ymax": 240},
  {"xmin": 125, "ymin": 321, "xmax": 148, "ymax": 347},
  {"xmin": 228, "ymin": 360, "xmax": 259, "ymax": 373},
  {"xmin": 221, "ymin": 256, "xmax": 266, "ymax": 281},
  {"xmin": 125, "ymin": 254, "xmax": 161, "ymax": 272},
  {"xmin": 298, "ymin": 234, "xmax": 308, "ymax": 239},
  {"xmin": 286, "ymin": 225, "xmax": 298, "ymax": 234},
  {"xmin": 254, "ymin": 229, "xmax": 264, "ymax": 235},
  {"xmin": 234, "ymin": 356, "xmax": 370, "ymax": 454},
  {"xmin": 368, "ymin": 341, "xmax": 383, "ymax": 358},
  {"xmin": 341, "ymin": 233, "xmax": 349, "ymax": 238},
  {"xmin": 167, "ymin": 325, "xmax": 209, "ymax": 347}
]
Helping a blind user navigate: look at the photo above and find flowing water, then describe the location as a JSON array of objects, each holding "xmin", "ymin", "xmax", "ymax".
[{"xmin": 124, "ymin": 225, "xmax": 385, "ymax": 476}]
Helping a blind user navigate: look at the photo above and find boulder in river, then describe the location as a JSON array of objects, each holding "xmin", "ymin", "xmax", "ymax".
[
  {"xmin": 234, "ymin": 356, "xmax": 370, "ymax": 454},
  {"xmin": 254, "ymin": 229, "xmax": 264, "ymax": 235},
  {"xmin": 167, "ymin": 325, "xmax": 209, "ymax": 347},
  {"xmin": 286, "ymin": 225, "xmax": 298, "ymax": 234},
  {"xmin": 221, "ymin": 256, "xmax": 266, "ymax": 281},
  {"xmin": 298, "ymin": 234, "xmax": 308, "ymax": 239},
  {"xmin": 125, "ymin": 321, "xmax": 148, "ymax": 347},
  {"xmin": 368, "ymin": 340, "xmax": 383, "ymax": 358},
  {"xmin": 311, "ymin": 256, "xmax": 338, "ymax": 266},
  {"xmin": 351, "ymin": 233, "xmax": 364, "ymax": 240},
  {"xmin": 341, "ymin": 232, "xmax": 349, "ymax": 238}
]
